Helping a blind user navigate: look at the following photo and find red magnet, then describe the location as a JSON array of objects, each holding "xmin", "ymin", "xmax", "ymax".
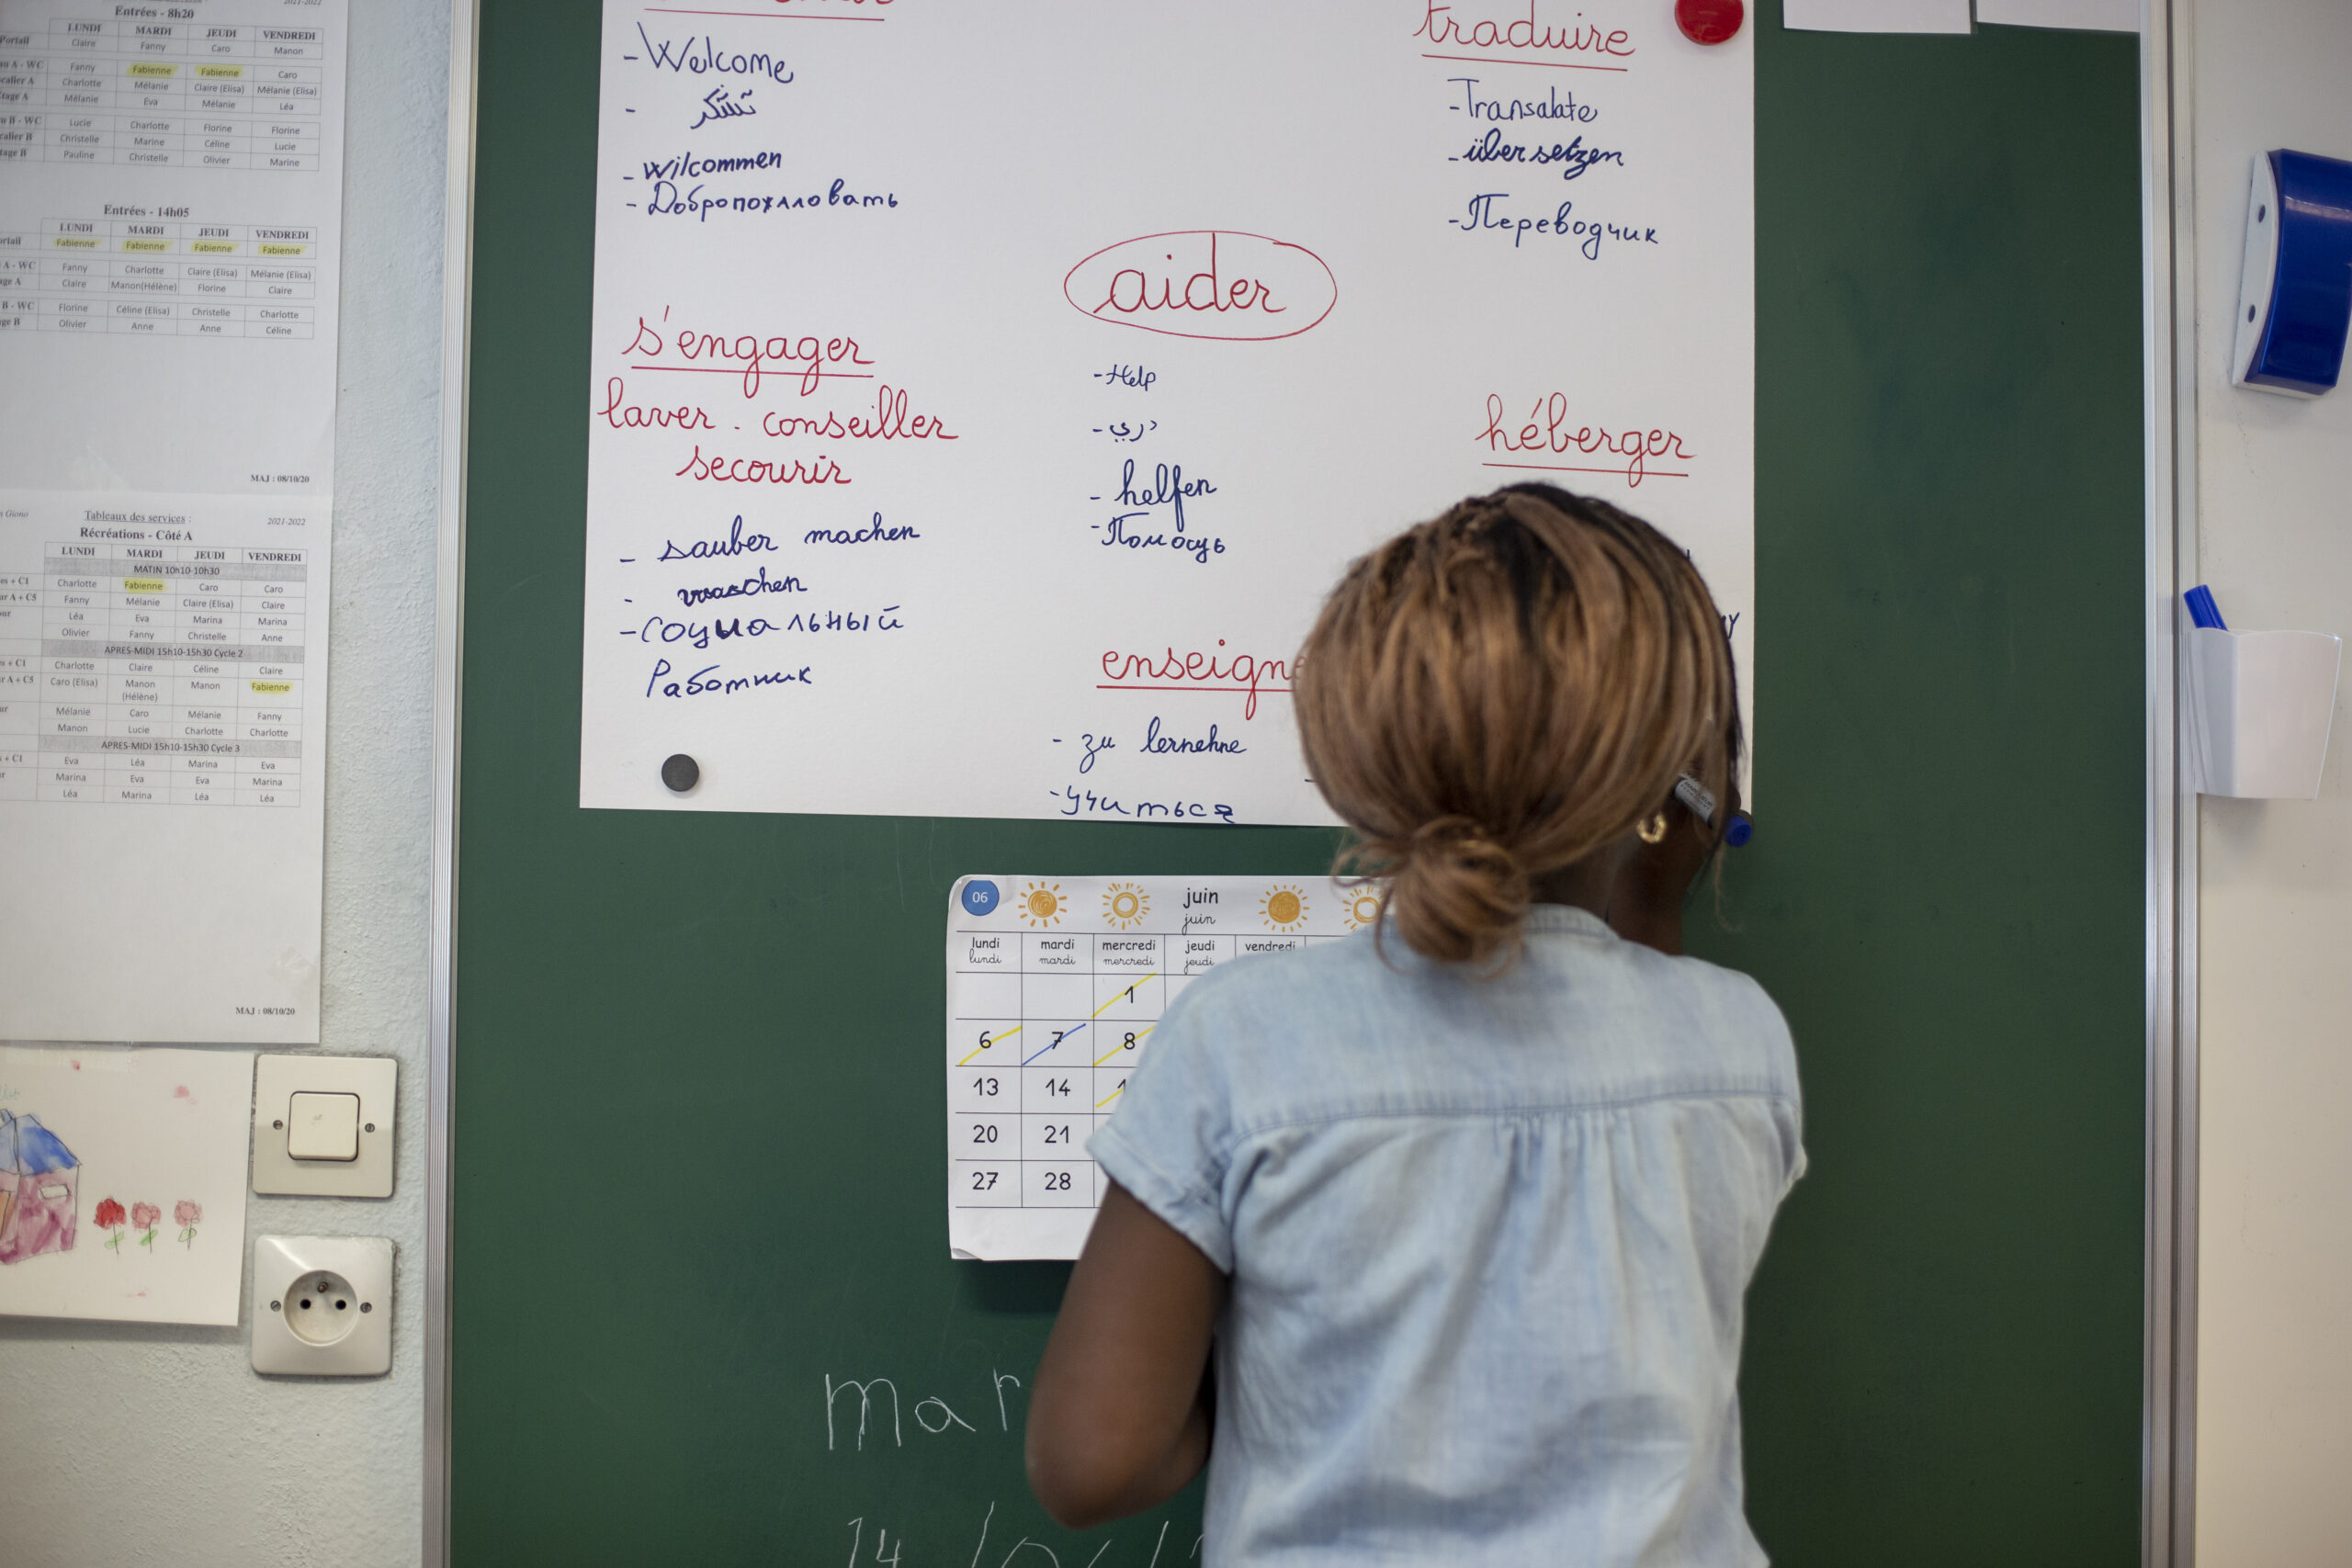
[{"xmin": 1675, "ymin": 0, "xmax": 1744, "ymax": 44}]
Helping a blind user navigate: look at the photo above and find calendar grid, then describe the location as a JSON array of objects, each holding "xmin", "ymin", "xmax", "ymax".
[{"xmin": 946, "ymin": 874, "xmax": 1384, "ymax": 1260}]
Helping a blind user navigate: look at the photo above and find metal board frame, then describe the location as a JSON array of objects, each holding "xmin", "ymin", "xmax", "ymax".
[{"xmin": 420, "ymin": 6, "xmax": 2201, "ymax": 1562}]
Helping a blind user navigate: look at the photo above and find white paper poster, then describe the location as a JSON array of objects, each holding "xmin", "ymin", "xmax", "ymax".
[
  {"xmin": 1973, "ymin": 0, "xmax": 2136, "ymax": 31},
  {"xmin": 1782, "ymin": 0, "xmax": 1973, "ymax": 31},
  {"xmin": 0, "ymin": 1, "xmax": 348, "ymax": 1042},
  {"xmin": 581, "ymin": 1, "xmax": 1756, "ymax": 826},
  {"xmin": 946, "ymin": 874, "xmax": 1377, "ymax": 1260},
  {"xmin": 0, "ymin": 1045, "xmax": 254, "ymax": 1325}
]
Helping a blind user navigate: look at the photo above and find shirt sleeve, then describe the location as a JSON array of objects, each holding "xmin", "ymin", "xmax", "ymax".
[{"xmin": 1088, "ymin": 983, "xmax": 1238, "ymax": 1273}]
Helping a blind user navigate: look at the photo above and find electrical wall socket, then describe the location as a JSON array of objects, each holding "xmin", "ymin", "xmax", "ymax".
[{"xmin": 251, "ymin": 1235, "xmax": 392, "ymax": 1376}]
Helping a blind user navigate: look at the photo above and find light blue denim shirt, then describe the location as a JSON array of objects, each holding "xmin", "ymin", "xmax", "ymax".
[{"xmin": 1091, "ymin": 905, "xmax": 1804, "ymax": 1567}]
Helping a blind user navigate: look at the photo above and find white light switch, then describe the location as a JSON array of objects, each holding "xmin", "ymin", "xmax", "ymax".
[
  {"xmin": 253, "ymin": 1055, "xmax": 396, "ymax": 1198},
  {"xmin": 287, "ymin": 1091, "xmax": 360, "ymax": 1160}
]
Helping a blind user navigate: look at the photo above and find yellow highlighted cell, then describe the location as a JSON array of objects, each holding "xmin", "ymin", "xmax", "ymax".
[
  {"xmin": 51, "ymin": 237, "xmax": 99, "ymax": 249},
  {"xmin": 249, "ymin": 681, "xmax": 293, "ymax": 695},
  {"xmin": 126, "ymin": 62, "xmax": 177, "ymax": 78},
  {"xmin": 189, "ymin": 241, "xmax": 239, "ymax": 254},
  {"xmin": 122, "ymin": 578, "xmax": 165, "ymax": 593},
  {"xmin": 256, "ymin": 243, "xmax": 308, "ymax": 257},
  {"xmin": 120, "ymin": 240, "xmax": 170, "ymax": 254},
  {"xmin": 195, "ymin": 63, "xmax": 243, "ymax": 78},
  {"xmin": 956, "ymin": 1023, "xmax": 1020, "ymax": 1067}
]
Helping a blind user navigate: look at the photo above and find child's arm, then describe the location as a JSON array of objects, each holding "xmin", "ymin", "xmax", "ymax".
[
  {"xmin": 1608, "ymin": 782, "xmax": 1736, "ymax": 955},
  {"xmin": 1027, "ymin": 1182, "xmax": 1229, "ymax": 1530}
]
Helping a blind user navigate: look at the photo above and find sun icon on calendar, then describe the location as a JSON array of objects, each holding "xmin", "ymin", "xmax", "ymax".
[
  {"xmin": 1102, "ymin": 881, "xmax": 1151, "ymax": 930},
  {"xmin": 1019, "ymin": 881, "xmax": 1067, "ymax": 928},
  {"xmin": 1260, "ymin": 884, "xmax": 1308, "ymax": 931},
  {"xmin": 1340, "ymin": 886, "xmax": 1385, "ymax": 932}
]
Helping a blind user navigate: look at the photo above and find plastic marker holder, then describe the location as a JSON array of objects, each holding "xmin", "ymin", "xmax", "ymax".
[
  {"xmin": 2183, "ymin": 587, "xmax": 2342, "ymax": 799},
  {"xmin": 2232, "ymin": 149, "xmax": 2352, "ymax": 399}
]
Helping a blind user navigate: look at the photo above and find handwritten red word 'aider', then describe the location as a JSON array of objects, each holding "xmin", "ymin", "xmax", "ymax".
[{"xmin": 1064, "ymin": 231, "xmax": 1337, "ymax": 343}]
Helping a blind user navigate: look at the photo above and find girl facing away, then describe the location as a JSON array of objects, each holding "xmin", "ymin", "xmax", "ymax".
[{"xmin": 1025, "ymin": 484, "xmax": 1804, "ymax": 1566}]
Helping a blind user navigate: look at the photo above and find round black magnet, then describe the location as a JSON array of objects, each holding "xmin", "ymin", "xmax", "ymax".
[{"xmin": 661, "ymin": 753, "xmax": 700, "ymax": 793}]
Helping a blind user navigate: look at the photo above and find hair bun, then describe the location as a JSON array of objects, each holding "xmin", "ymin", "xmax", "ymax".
[{"xmin": 1385, "ymin": 817, "xmax": 1530, "ymax": 965}]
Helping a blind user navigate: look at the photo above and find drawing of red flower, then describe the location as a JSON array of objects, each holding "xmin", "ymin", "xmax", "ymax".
[
  {"xmin": 175, "ymin": 1200, "xmax": 202, "ymax": 1249},
  {"xmin": 131, "ymin": 1201, "xmax": 161, "ymax": 1251},
  {"xmin": 95, "ymin": 1197, "xmax": 127, "ymax": 1253}
]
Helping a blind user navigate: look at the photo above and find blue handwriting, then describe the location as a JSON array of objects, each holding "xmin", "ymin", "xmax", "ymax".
[
  {"xmin": 1097, "ymin": 516, "xmax": 1224, "ymax": 563},
  {"xmin": 1114, "ymin": 459, "xmax": 1214, "ymax": 532},
  {"xmin": 1051, "ymin": 784, "xmax": 1236, "ymax": 824},
  {"xmin": 638, "ymin": 614, "xmax": 784, "ymax": 649},
  {"xmin": 804, "ymin": 513, "xmax": 921, "ymax": 546},
  {"xmin": 634, "ymin": 24, "xmax": 795, "ymax": 83},
  {"xmin": 674, "ymin": 565, "xmax": 807, "ymax": 607},
  {"xmin": 1141, "ymin": 716, "xmax": 1244, "ymax": 758},
  {"xmin": 648, "ymin": 178, "xmax": 898, "ymax": 222},
  {"xmin": 1448, "ymin": 77, "xmax": 1598, "ymax": 123},
  {"xmin": 1450, "ymin": 194, "xmax": 1657, "ymax": 257},
  {"xmin": 645, "ymin": 659, "xmax": 813, "ymax": 699},
  {"xmin": 689, "ymin": 86, "xmax": 758, "ymax": 130},
  {"xmin": 1453, "ymin": 127, "xmax": 1623, "ymax": 180},
  {"xmin": 658, "ymin": 515, "xmax": 776, "ymax": 560}
]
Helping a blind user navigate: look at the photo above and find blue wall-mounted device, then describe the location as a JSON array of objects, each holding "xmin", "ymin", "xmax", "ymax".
[{"xmin": 2232, "ymin": 149, "xmax": 2352, "ymax": 399}]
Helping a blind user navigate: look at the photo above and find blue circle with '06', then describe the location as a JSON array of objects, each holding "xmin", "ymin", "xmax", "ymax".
[{"xmin": 960, "ymin": 880, "xmax": 1001, "ymax": 917}]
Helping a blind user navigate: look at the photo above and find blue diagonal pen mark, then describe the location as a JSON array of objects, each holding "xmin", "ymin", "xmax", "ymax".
[{"xmin": 1023, "ymin": 1021, "xmax": 1086, "ymax": 1066}]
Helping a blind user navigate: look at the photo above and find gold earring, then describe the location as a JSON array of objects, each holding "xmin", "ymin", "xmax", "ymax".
[{"xmin": 1637, "ymin": 813, "xmax": 1668, "ymax": 845}]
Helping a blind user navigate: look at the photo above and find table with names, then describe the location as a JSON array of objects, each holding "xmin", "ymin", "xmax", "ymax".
[
  {"xmin": 0, "ymin": 17, "xmax": 328, "ymax": 170},
  {"xmin": 0, "ymin": 219, "xmax": 319, "ymax": 336},
  {"xmin": 0, "ymin": 541, "xmax": 309, "ymax": 806}
]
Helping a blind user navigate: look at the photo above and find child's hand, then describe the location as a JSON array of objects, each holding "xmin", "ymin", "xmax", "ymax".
[{"xmin": 1606, "ymin": 784, "xmax": 1735, "ymax": 956}]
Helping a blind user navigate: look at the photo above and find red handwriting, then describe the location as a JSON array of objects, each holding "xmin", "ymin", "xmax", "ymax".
[
  {"xmin": 602, "ymin": 378, "xmax": 716, "ymax": 432},
  {"xmin": 760, "ymin": 385, "xmax": 956, "ymax": 442},
  {"xmin": 673, "ymin": 444, "xmax": 851, "ymax": 486},
  {"xmin": 622, "ymin": 306, "xmax": 874, "ymax": 397},
  {"xmin": 1479, "ymin": 393, "xmax": 1691, "ymax": 485},
  {"xmin": 1064, "ymin": 231, "xmax": 1338, "ymax": 343},
  {"xmin": 1098, "ymin": 640, "xmax": 1295, "ymax": 721},
  {"xmin": 1414, "ymin": 1, "xmax": 1635, "ymax": 58}
]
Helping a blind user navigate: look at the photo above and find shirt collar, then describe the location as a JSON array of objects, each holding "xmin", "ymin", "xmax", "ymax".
[{"xmin": 1524, "ymin": 904, "xmax": 1617, "ymax": 940}]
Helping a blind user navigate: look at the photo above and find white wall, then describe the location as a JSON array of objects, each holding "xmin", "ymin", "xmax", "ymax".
[
  {"xmin": 0, "ymin": 4, "xmax": 448, "ymax": 1564},
  {"xmin": 2188, "ymin": 1, "xmax": 2352, "ymax": 1562}
]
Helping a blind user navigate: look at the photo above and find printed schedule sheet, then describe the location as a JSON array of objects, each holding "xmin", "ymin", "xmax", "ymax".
[{"xmin": 0, "ymin": 0, "xmax": 347, "ymax": 1043}]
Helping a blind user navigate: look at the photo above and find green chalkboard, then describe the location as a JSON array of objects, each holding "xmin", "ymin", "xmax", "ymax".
[{"xmin": 451, "ymin": 5, "xmax": 2144, "ymax": 1562}]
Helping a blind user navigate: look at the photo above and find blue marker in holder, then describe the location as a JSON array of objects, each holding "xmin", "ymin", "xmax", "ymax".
[
  {"xmin": 2232, "ymin": 149, "xmax": 2352, "ymax": 399},
  {"xmin": 2185, "ymin": 583, "xmax": 2229, "ymax": 631}
]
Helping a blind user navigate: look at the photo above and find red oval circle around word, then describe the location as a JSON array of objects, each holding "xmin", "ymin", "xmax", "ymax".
[
  {"xmin": 1063, "ymin": 230, "xmax": 1338, "ymax": 343},
  {"xmin": 1676, "ymin": 0, "xmax": 1744, "ymax": 44}
]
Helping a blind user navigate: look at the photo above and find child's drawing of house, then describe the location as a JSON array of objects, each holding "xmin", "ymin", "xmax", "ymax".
[{"xmin": 0, "ymin": 1111, "xmax": 81, "ymax": 1264}]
